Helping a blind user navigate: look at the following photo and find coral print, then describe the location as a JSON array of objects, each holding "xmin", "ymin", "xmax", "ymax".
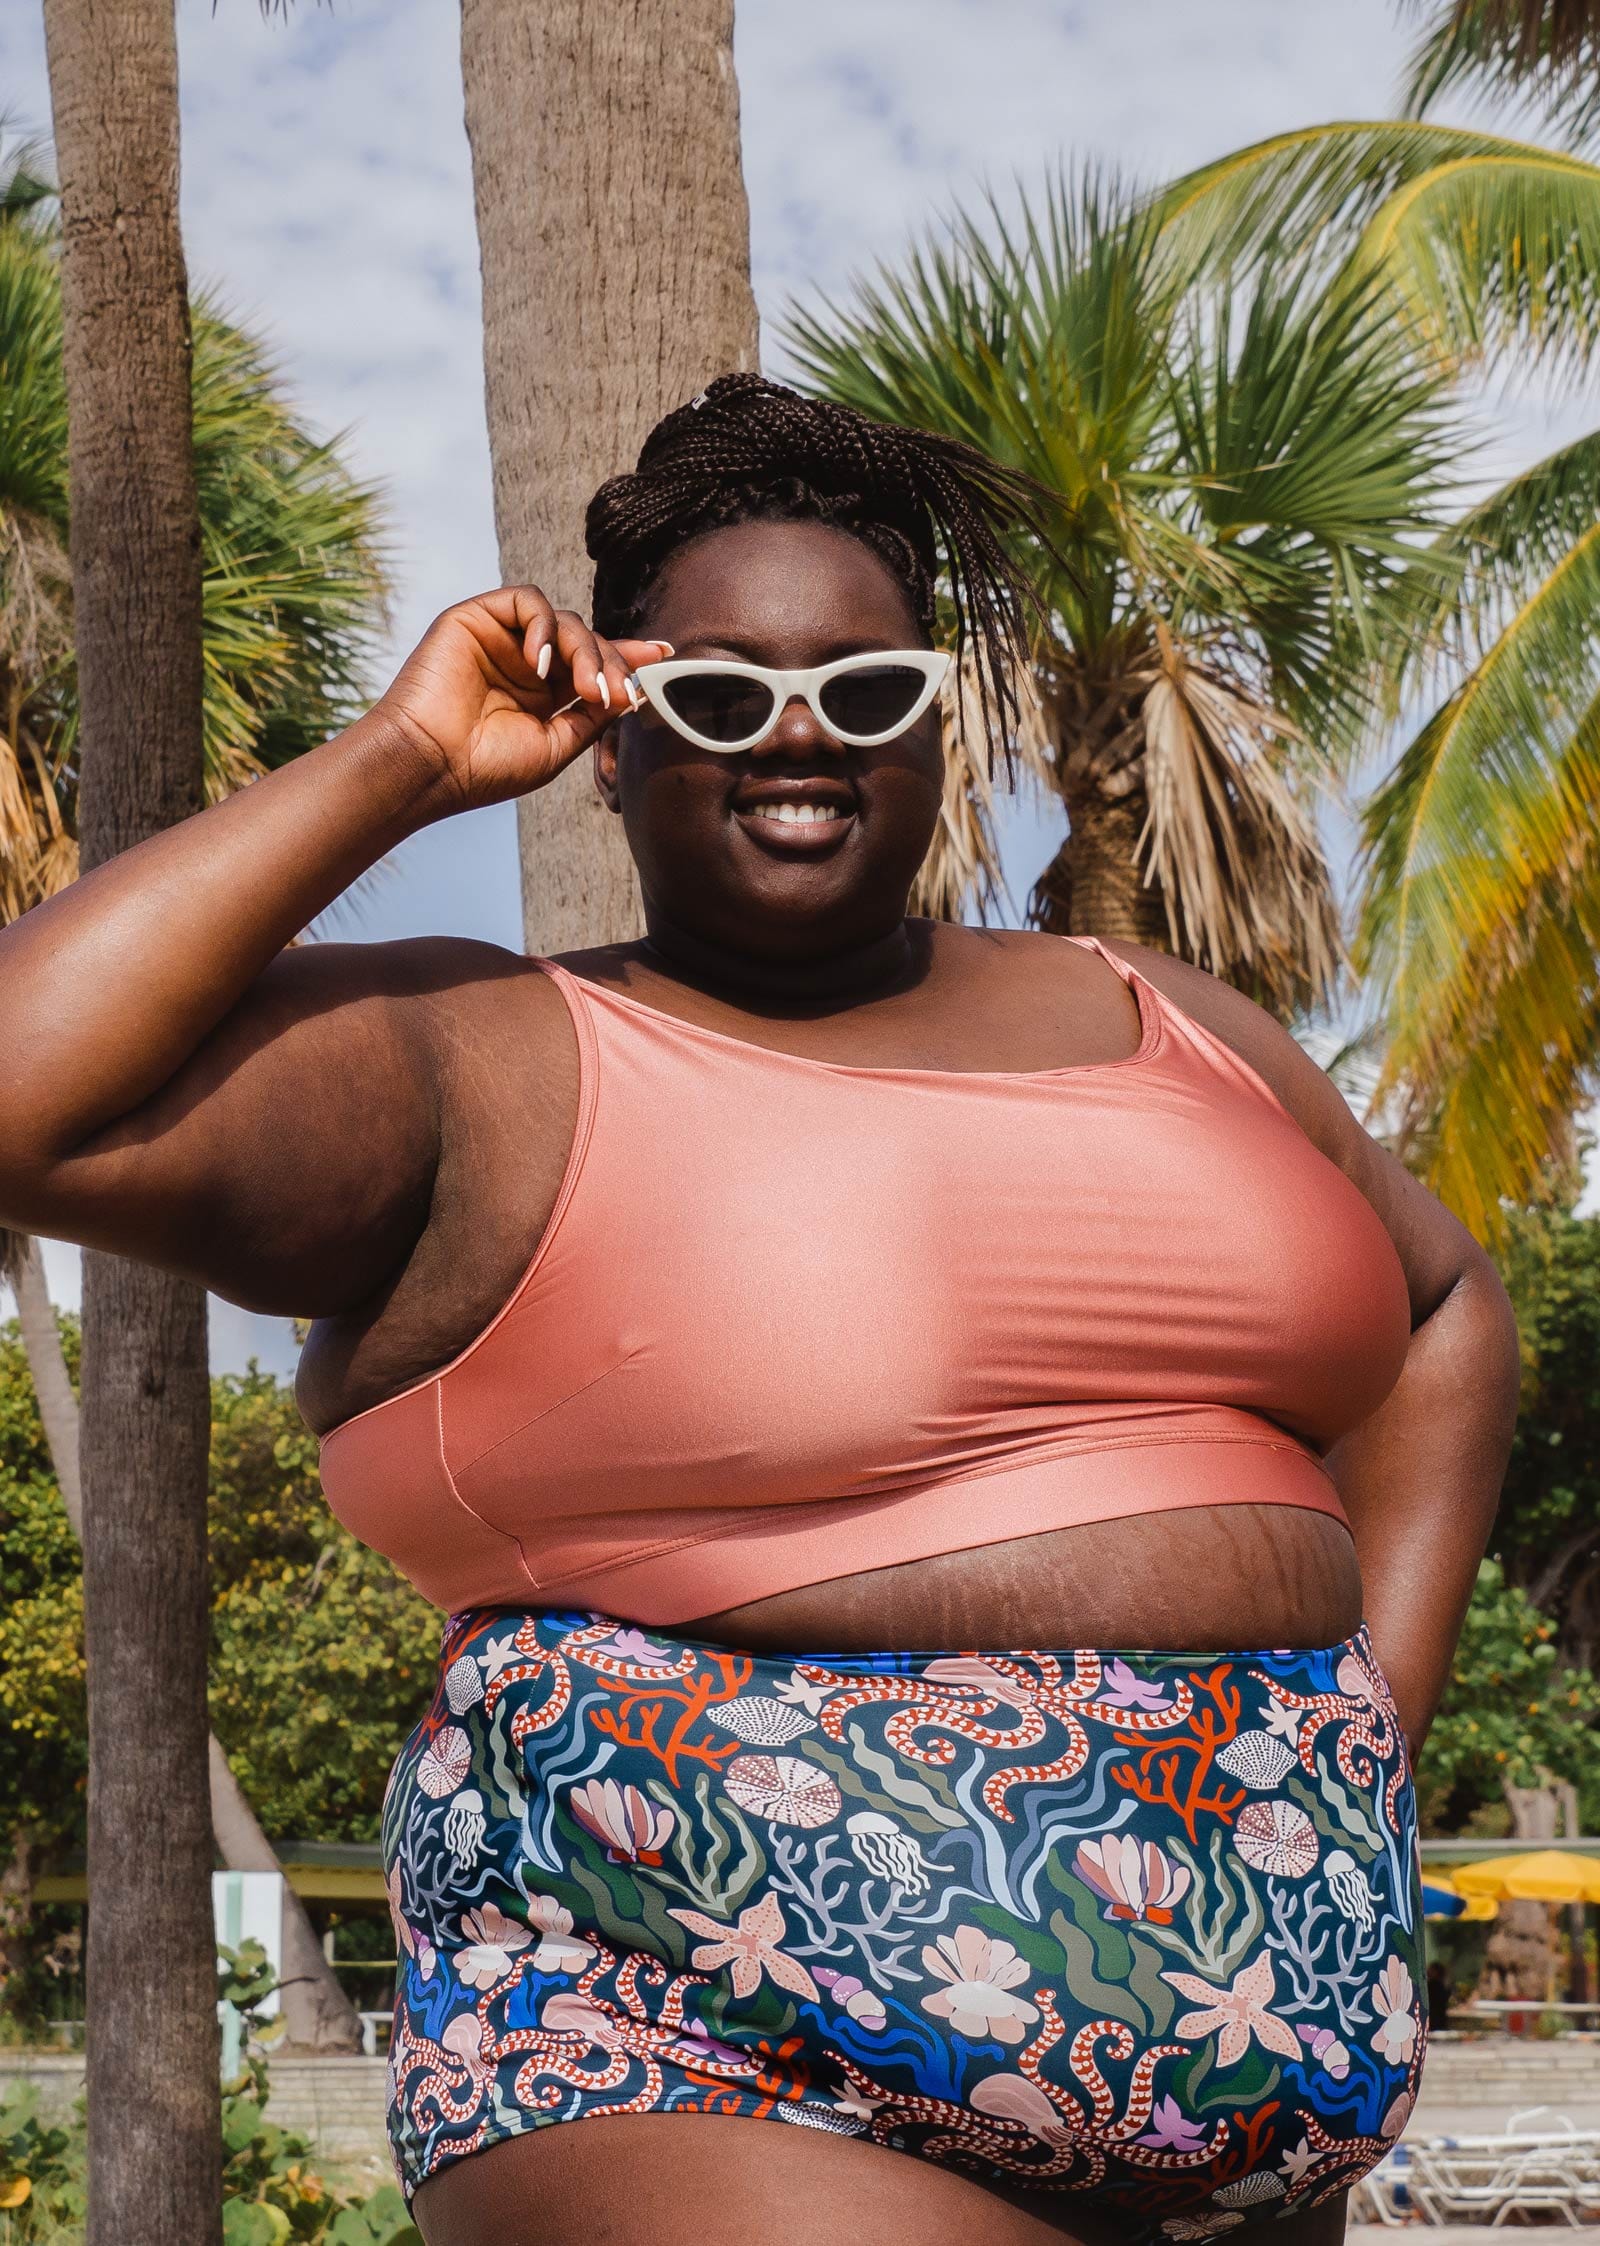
[{"xmin": 383, "ymin": 1613, "xmax": 1426, "ymax": 2240}]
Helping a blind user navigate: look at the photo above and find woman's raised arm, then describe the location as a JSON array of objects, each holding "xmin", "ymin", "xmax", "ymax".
[{"xmin": 0, "ymin": 588, "xmax": 666, "ymax": 1313}]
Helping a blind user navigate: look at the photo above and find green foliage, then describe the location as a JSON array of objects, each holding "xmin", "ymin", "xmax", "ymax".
[
  {"xmin": 0, "ymin": 126, "xmax": 389, "ymax": 919},
  {"xmin": 0, "ymin": 1950, "xmax": 421, "ymax": 2245},
  {"xmin": 1424, "ymin": 1560, "xmax": 1600, "ymax": 1804},
  {"xmin": 217, "ymin": 1941, "xmax": 421, "ymax": 2246},
  {"xmin": 0, "ymin": 1334, "xmax": 439, "ymax": 1858},
  {"xmin": 1154, "ymin": 111, "xmax": 1600, "ymax": 1235},
  {"xmin": 206, "ymin": 1370, "xmax": 440, "ymax": 1842},
  {"xmin": 0, "ymin": 1326, "xmax": 83, "ymax": 1859},
  {"xmin": 0, "ymin": 2086, "xmax": 84, "ymax": 2243}
]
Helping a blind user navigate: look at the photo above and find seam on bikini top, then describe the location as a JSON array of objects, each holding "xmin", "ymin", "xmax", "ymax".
[{"xmin": 433, "ymin": 1382, "xmax": 542, "ymax": 1593}]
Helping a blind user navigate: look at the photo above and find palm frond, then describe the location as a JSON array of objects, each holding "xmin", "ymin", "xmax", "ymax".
[
  {"xmin": 912, "ymin": 649, "xmax": 1054, "ymax": 923},
  {"xmin": 0, "ymin": 172, "xmax": 389, "ymax": 926},
  {"xmin": 1404, "ymin": 0, "xmax": 1600, "ymax": 135},
  {"xmin": 1155, "ymin": 121, "xmax": 1600, "ymax": 381}
]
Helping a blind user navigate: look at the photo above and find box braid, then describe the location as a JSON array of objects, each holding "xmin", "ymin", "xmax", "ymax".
[{"xmin": 586, "ymin": 372, "xmax": 1052, "ymax": 762}]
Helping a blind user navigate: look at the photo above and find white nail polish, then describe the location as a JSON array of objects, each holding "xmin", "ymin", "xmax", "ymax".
[
  {"xmin": 536, "ymin": 642, "xmax": 552, "ymax": 681},
  {"xmin": 598, "ymin": 673, "xmax": 611, "ymax": 710},
  {"xmin": 626, "ymin": 677, "xmax": 641, "ymax": 712}
]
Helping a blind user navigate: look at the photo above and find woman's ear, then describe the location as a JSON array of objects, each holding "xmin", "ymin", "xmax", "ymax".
[{"xmin": 592, "ymin": 720, "xmax": 624, "ymax": 812}]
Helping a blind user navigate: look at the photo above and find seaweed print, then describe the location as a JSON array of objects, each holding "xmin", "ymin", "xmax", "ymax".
[{"xmin": 384, "ymin": 1615, "xmax": 1426, "ymax": 2243}]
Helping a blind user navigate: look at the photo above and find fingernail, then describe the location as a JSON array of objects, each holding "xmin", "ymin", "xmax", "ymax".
[
  {"xmin": 536, "ymin": 642, "xmax": 552, "ymax": 681},
  {"xmin": 597, "ymin": 673, "xmax": 611, "ymax": 709},
  {"xmin": 626, "ymin": 677, "xmax": 641, "ymax": 712},
  {"xmin": 655, "ymin": 640, "xmax": 675, "ymax": 657}
]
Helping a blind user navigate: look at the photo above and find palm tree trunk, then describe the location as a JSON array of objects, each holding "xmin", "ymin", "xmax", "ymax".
[
  {"xmin": 2, "ymin": 1231, "xmax": 362, "ymax": 2051},
  {"xmin": 460, "ymin": 0, "xmax": 760, "ymax": 954},
  {"xmin": 1033, "ymin": 696, "xmax": 1170, "ymax": 947},
  {"xmin": 40, "ymin": 2, "xmax": 219, "ymax": 2238}
]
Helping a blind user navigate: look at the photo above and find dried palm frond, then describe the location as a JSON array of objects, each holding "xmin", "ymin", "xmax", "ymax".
[{"xmin": 911, "ymin": 647, "xmax": 1054, "ymax": 923}]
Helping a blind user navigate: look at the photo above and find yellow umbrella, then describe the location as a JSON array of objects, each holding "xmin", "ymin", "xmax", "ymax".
[
  {"xmin": 1452, "ymin": 1851, "xmax": 1600, "ymax": 1904},
  {"xmin": 1421, "ymin": 1871, "xmax": 1499, "ymax": 1920}
]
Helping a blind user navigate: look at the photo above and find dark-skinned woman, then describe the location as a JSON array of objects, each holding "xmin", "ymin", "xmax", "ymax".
[{"xmin": 0, "ymin": 376, "xmax": 1518, "ymax": 2246}]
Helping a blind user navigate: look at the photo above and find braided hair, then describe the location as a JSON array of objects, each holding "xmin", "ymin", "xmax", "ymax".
[{"xmin": 586, "ymin": 372, "xmax": 1051, "ymax": 762}]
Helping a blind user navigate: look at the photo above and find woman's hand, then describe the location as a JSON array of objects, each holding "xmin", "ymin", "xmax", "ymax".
[{"xmin": 373, "ymin": 585, "xmax": 671, "ymax": 812}]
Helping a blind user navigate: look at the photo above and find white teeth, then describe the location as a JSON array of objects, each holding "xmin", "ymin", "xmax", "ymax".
[{"xmin": 750, "ymin": 802, "xmax": 842, "ymax": 825}]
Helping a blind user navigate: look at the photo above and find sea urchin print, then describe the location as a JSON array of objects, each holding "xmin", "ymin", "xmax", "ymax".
[{"xmin": 721, "ymin": 1752, "xmax": 841, "ymax": 1828}]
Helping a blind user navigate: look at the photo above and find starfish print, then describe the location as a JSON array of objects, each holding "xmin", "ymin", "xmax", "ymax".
[
  {"xmin": 1162, "ymin": 1954, "xmax": 1302, "ymax": 2067},
  {"xmin": 774, "ymin": 1668, "xmax": 839, "ymax": 1718},
  {"xmin": 1260, "ymin": 1697, "xmax": 1304, "ymax": 1745},
  {"xmin": 476, "ymin": 1630, "xmax": 524, "ymax": 1683},
  {"xmin": 668, "ymin": 1892, "xmax": 819, "ymax": 2001},
  {"xmin": 1280, "ymin": 2137, "xmax": 1323, "ymax": 2189}
]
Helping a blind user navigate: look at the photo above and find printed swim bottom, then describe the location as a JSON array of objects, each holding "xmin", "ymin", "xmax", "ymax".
[{"xmin": 383, "ymin": 1611, "xmax": 1426, "ymax": 2236}]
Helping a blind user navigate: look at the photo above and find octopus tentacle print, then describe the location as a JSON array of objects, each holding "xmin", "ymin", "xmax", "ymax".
[{"xmin": 384, "ymin": 1611, "xmax": 1426, "ymax": 2242}]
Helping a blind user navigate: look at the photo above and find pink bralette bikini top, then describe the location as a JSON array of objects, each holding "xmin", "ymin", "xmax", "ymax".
[{"xmin": 317, "ymin": 937, "xmax": 1411, "ymax": 1626}]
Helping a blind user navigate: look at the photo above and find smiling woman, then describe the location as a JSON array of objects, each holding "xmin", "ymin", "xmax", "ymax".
[{"xmin": 0, "ymin": 375, "xmax": 1520, "ymax": 2246}]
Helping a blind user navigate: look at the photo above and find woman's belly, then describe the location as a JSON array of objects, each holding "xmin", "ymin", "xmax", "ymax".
[{"xmin": 683, "ymin": 1502, "xmax": 1363, "ymax": 1654}]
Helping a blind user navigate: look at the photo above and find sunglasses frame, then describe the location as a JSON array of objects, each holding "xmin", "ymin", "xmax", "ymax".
[{"xmin": 627, "ymin": 649, "xmax": 952, "ymax": 754}]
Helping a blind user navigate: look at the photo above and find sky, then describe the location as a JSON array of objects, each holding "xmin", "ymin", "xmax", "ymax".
[{"xmin": 0, "ymin": 0, "xmax": 1569, "ymax": 1372}]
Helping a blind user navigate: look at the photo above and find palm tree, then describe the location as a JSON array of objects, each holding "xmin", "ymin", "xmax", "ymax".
[
  {"xmin": 459, "ymin": 0, "xmax": 759, "ymax": 955},
  {"xmin": 1153, "ymin": 82, "xmax": 1600, "ymax": 1236},
  {"xmin": 1407, "ymin": 0, "xmax": 1600, "ymax": 117},
  {"xmin": 40, "ymin": 1, "xmax": 218, "ymax": 2231},
  {"xmin": 787, "ymin": 176, "xmax": 1462, "ymax": 1019},
  {"xmin": 0, "ymin": 127, "xmax": 385, "ymax": 2065}
]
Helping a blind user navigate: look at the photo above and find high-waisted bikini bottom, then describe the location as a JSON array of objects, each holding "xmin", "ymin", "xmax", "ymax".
[{"xmin": 383, "ymin": 1610, "xmax": 1426, "ymax": 2238}]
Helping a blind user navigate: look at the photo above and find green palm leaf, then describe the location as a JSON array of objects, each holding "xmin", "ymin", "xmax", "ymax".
[
  {"xmin": 1156, "ymin": 121, "xmax": 1600, "ymax": 379},
  {"xmin": 0, "ymin": 130, "xmax": 388, "ymax": 921},
  {"xmin": 1403, "ymin": 0, "xmax": 1600, "ymax": 135},
  {"xmin": 785, "ymin": 172, "xmax": 1458, "ymax": 1011}
]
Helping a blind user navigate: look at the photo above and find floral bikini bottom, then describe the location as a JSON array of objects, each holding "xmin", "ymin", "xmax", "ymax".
[{"xmin": 383, "ymin": 1610, "xmax": 1426, "ymax": 2238}]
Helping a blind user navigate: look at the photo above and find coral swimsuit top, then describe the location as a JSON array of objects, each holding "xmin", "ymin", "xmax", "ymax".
[{"xmin": 318, "ymin": 936, "xmax": 1412, "ymax": 1626}]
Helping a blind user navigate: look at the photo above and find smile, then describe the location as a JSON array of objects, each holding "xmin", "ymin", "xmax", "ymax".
[{"xmin": 748, "ymin": 803, "xmax": 843, "ymax": 826}]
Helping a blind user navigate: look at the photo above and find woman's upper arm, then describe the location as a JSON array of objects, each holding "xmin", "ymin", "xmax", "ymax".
[
  {"xmin": 11, "ymin": 937, "xmax": 466, "ymax": 1317},
  {"xmin": 1108, "ymin": 941, "xmax": 1483, "ymax": 1324}
]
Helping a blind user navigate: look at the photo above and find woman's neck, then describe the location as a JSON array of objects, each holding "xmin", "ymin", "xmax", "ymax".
[{"xmin": 639, "ymin": 914, "xmax": 926, "ymax": 1012}]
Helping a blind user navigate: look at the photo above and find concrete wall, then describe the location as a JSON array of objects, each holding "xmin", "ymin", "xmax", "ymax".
[{"xmin": 5, "ymin": 2036, "xmax": 1597, "ymax": 2168}]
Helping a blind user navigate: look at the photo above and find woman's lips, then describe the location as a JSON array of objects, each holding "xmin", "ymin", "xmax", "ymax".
[{"xmin": 733, "ymin": 804, "xmax": 856, "ymax": 854}]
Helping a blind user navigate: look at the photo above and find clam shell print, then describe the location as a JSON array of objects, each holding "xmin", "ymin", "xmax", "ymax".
[
  {"xmin": 444, "ymin": 1654, "xmax": 485, "ymax": 1715},
  {"xmin": 722, "ymin": 1752, "xmax": 842, "ymax": 1828},
  {"xmin": 707, "ymin": 1695, "xmax": 817, "ymax": 1746},
  {"xmin": 1232, "ymin": 1797, "xmax": 1319, "ymax": 1877},
  {"xmin": 1215, "ymin": 1731, "xmax": 1296, "ymax": 1789}
]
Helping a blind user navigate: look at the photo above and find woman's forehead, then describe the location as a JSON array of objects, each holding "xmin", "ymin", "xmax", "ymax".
[{"xmin": 644, "ymin": 519, "xmax": 923, "ymax": 654}]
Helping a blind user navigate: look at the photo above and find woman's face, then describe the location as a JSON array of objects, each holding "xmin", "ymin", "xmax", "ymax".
[{"xmin": 594, "ymin": 518, "xmax": 943, "ymax": 962}]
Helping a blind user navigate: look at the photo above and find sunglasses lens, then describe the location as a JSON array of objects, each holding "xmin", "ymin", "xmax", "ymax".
[
  {"xmin": 817, "ymin": 663, "xmax": 930, "ymax": 739},
  {"xmin": 661, "ymin": 674, "xmax": 777, "ymax": 745}
]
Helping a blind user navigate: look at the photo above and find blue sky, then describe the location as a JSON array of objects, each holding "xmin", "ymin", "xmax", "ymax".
[{"xmin": 0, "ymin": 1, "xmax": 1564, "ymax": 1370}]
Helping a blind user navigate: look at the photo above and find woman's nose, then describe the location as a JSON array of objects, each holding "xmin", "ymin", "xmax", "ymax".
[{"xmin": 751, "ymin": 694, "xmax": 846, "ymax": 757}]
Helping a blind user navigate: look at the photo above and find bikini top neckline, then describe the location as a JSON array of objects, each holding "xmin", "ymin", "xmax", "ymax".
[{"xmin": 551, "ymin": 933, "xmax": 1164, "ymax": 1085}]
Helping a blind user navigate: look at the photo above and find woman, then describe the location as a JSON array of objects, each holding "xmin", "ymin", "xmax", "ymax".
[{"xmin": 0, "ymin": 375, "xmax": 1517, "ymax": 2246}]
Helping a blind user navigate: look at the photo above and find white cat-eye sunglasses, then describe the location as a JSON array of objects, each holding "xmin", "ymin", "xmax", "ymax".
[{"xmin": 622, "ymin": 650, "xmax": 952, "ymax": 754}]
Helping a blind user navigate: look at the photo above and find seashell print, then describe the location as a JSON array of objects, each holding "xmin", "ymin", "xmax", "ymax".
[
  {"xmin": 722, "ymin": 1752, "xmax": 841, "ymax": 1829},
  {"xmin": 1232, "ymin": 1797, "xmax": 1319, "ymax": 1878},
  {"xmin": 567, "ymin": 1776, "xmax": 676, "ymax": 1864},
  {"xmin": 970, "ymin": 2071, "xmax": 1072, "ymax": 2144},
  {"xmin": 707, "ymin": 1695, "xmax": 817, "ymax": 1746},
  {"xmin": 774, "ymin": 2102, "xmax": 865, "ymax": 2133},
  {"xmin": 1215, "ymin": 1730, "xmax": 1296, "ymax": 1788},
  {"xmin": 1074, "ymin": 1833, "xmax": 1191, "ymax": 1924},
  {"xmin": 415, "ymin": 1724, "xmax": 472, "ymax": 1799},
  {"xmin": 444, "ymin": 1654, "xmax": 484, "ymax": 1714},
  {"xmin": 1214, "ymin": 2174, "xmax": 1286, "ymax": 2209}
]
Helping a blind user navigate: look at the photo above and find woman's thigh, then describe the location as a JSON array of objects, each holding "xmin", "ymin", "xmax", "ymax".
[
  {"xmin": 413, "ymin": 2121, "xmax": 1348, "ymax": 2246},
  {"xmin": 413, "ymin": 2114, "xmax": 1105, "ymax": 2243}
]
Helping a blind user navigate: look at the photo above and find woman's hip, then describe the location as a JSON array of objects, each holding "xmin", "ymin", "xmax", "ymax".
[{"xmin": 382, "ymin": 1609, "xmax": 1426, "ymax": 2233}]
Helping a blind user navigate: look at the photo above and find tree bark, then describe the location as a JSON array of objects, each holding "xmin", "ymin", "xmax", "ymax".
[
  {"xmin": 460, "ymin": 0, "xmax": 760, "ymax": 955},
  {"xmin": 40, "ymin": 1, "xmax": 220, "ymax": 2237},
  {"xmin": 2, "ymin": 1232, "xmax": 362, "ymax": 2050}
]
